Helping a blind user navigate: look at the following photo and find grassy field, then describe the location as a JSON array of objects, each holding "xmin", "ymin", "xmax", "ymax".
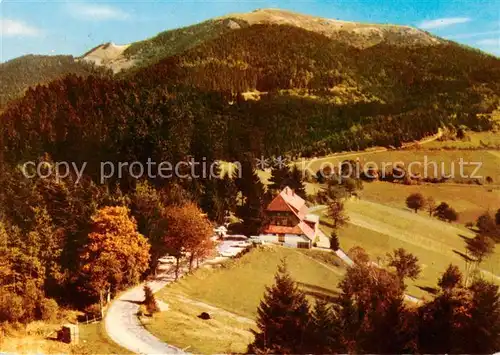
[
  {"xmin": 0, "ymin": 321, "xmax": 128, "ymax": 355},
  {"xmin": 148, "ymin": 246, "xmax": 344, "ymax": 353},
  {"xmin": 248, "ymin": 148, "xmax": 500, "ymax": 223},
  {"xmin": 144, "ymin": 294, "xmax": 255, "ymax": 354},
  {"xmin": 359, "ymin": 181, "xmax": 500, "ymax": 223},
  {"xmin": 157, "ymin": 246, "xmax": 344, "ymax": 318},
  {"xmin": 299, "ymin": 149, "xmax": 500, "ymax": 184},
  {"xmin": 77, "ymin": 321, "xmax": 131, "ymax": 354},
  {"xmin": 318, "ymin": 199, "xmax": 500, "ymax": 299}
]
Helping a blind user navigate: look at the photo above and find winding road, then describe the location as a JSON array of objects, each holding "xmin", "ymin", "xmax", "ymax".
[{"xmin": 105, "ymin": 266, "xmax": 186, "ymax": 354}]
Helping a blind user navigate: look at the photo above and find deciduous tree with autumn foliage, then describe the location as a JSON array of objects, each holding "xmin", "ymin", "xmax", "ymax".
[
  {"xmin": 79, "ymin": 206, "xmax": 150, "ymax": 315},
  {"xmin": 163, "ymin": 203, "xmax": 214, "ymax": 279}
]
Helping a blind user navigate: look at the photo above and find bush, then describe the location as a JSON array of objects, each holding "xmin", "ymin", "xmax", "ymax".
[
  {"xmin": 83, "ymin": 303, "xmax": 102, "ymax": 320},
  {"xmin": 39, "ymin": 298, "xmax": 59, "ymax": 322},
  {"xmin": 143, "ymin": 285, "xmax": 160, "ymax": 315},
  {"xmin": 0, "ymin": 293, "xmax": 25, "ymax": 323}
]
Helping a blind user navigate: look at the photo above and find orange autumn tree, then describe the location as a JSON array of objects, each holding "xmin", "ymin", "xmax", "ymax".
[
  {"xmin": 163, "ymin": 203, "xmax": 214, "ymax": 279},
  {"xmin": 80, "ymin": 206, "xmax": 150, "ymax": 314}
]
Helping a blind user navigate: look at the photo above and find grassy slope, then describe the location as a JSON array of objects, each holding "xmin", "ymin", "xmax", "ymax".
[
  {"xmin": 424, "ymin": 132, "xmax": 500, "ymax": 149},
  {"xmin": 302, "ymin": 149, "xmax": 500, "ymax": 183},
  {"xmin": 149, "ymin": 246, "xmax": 343, "ymax": 353},
  {"xmin": 360, "ymin": 180, "xmax": 500, "ymax": 223},
  {"xmin": 157, "ymin": 246, "xmax": 344, "ymax": 318},
  {"xmin": 144, "ymin": 296, "xmax": 254, "ymax": 354},
  {"xmin": 77, "ymin": 322, "xmax": 131, "ymax": 354},
  {"xmin": 319, "ymin": 199, "xmax": 500, "ymax": 298},
  {"xmin": 0, "ymin": 321, "xmax": 128, "ymax": 354}
]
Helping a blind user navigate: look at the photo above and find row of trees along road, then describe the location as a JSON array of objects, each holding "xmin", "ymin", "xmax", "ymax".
[
  {"xmin": 0, "ymin": 158, "xmax": 221, "ymax": 323},
  {"xmin": 1, "ymin": 148, "xmax": 304, "ymax": 325}
]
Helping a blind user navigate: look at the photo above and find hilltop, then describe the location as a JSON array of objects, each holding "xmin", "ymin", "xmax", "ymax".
[
  {"xmin": 0, "ymin": 55, "xmax": 109, "ymax": 110},
  {"xmin": 219, "ymin": 8, "xmax": 441, "ymax": 47},
  {"xmin": 83, "ymin": 8, "xmax": 444, "ymax": 72}
]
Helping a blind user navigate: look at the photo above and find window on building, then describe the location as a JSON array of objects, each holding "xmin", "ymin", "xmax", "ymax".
[
  {"xmin": 297, "ymin": 242, "xmax": 310, "ymax": 249},
  {"xmin": 278, "ymin": 235, "xmax": 285, "ymax": 243}
]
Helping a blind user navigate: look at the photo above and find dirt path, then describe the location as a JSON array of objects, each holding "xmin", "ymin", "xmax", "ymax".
[
  {"xmin": 293, "ymin": 129, "xmax": 443, "ymax": 167},
  {"xmin": 293, "ymin": 249, "xmax": 345, "ymax": 275},
  {"xmin": 488, "ymin": 150, "xmax": 500, "ymax": 160}
]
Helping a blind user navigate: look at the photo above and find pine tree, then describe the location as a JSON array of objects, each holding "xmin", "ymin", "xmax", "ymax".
[
  {"xmin": 417, "ymin": 289, "xmax": 472, "ymax": 353},
  {"xmin": 200, "ymin": 178, "xmax": 223, "ymax": 223},
  {"xmin": 337, "ymin": 261, "xmax": 414, "ymax": 353},
  {"xmin": 268, "ymin": 165, "xmax": 292, "ymax": 193},
  {"xmin": 309, "ymin": 300, "xmax": 344, "ymax": 353},
  {"xmin": 131, "ymin": 181, "xmax": 165, "ymax": 272},
  {"xmin": 235, "ymin": 157, "xmax": 266, "ymax": 235},
  {"xmin": 218, "ymin": 172, "xmax": 237, "ymax": 216},
  {"xmin": 249, "ymin": 260, "xmax": 311, "ymax": 354},
  {"xmin": 465, "ymin": 279, "xmax": 500, "ymax": 353},
  {"xmin": 200, "ymin": 167, "xmax": 238, "ymax": 225},
  {"xmin": 330, "ymin": 231, "xmax": 340, "ymax": 251},
  {"xmin": 438, "ymin": 264, "xmax": 462, "ymax": 291},
  {"xmin": 289, "ymin": 166, "xmax": 307, "ymax": 200}
]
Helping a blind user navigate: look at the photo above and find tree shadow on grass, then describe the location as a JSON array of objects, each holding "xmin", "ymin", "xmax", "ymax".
[
  {"xmin": 297, "ymin": 282, "xmax": 339, "ymax": 302},
  {"xmin": 458, "ymin": 233, "xmax": 473, "ymax": 241},
  {"xmin": 121, "ymin": 299, "xmax": 144, "ymax": 305},
  {"xmin": 453, "ymin": 249, "xmax": 474, "ymax": 263},
  {"xmin": 416, "ymin": 285, "xmax": 438, "ymax": 295}
]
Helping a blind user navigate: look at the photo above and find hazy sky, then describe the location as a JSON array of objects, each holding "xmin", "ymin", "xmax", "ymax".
[{"xmin": 1, "ymin": 0, "xmax": 499, "ymax": 62}]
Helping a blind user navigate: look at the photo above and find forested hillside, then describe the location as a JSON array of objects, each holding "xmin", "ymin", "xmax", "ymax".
[
  {"xmin": 2, "ymin": 24, "xmax": 500, "ymax": 169},
  {"xmin": 135, "ymin": 24, "xmax": 500, "ymax": 102},
  {"xmin": 1, "ymin": 11, "xmax": 500, "ymax": 340},
  {"xmin": 122, "ymin": 17, "xmax": 250, "ymax": 68},
  {"xmin": 0, "ymin": 55, "xmax": 109, "ymax": 110}
]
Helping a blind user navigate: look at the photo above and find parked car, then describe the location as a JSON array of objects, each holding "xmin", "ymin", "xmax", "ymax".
[
  {"xmin": 231, "ymin": 240, "xmax": 251, "ymax": 248},
  {"xmin": 220, "ymin": 249, "xmax": 238, "ymax": 257},
  {"xmin": 249, "ymin": 236, "xmax": 263, "ymax": 245},
  {"xmin": 223, "ymin": 234, "xmax": 248, "ymax": 241},
  {"xmin": 158, "ymin": 255, "xmax": 176, "ymax": 263}
]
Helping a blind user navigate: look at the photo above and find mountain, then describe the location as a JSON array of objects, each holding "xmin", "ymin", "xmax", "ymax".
[
  {"xmin": 1, "ymin": 9, "xmax": 499, "ymax": 168},
  {"xmin": 133, "ymin": 23, "xmax": 500, "ymax": 105},
  {"xmin": 82, "ymin": 8, "xmax": 443, "ymax": 72},
  {"xmin": 0, "ymin": 55, "xmax": 109, "ymax": 110}
]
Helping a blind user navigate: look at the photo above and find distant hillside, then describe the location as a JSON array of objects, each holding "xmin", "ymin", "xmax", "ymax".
[
  {"xmin": 2, "ymin": 11, "xmax": 499, "ymax": 172},
  {"xmin": 83, "ymin": 8, "xmax": 443, "ymax": 72},
  {"xmin": 133, "ymin": 23, "xmax": 500, "ymax": 106},
  {"xmin": 0, "ymin": 55, "xmax": 109, "ymax": 109},
  {"xmin": 123, "ymin": 17, "xmax": 250, "ymax": 68}
]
